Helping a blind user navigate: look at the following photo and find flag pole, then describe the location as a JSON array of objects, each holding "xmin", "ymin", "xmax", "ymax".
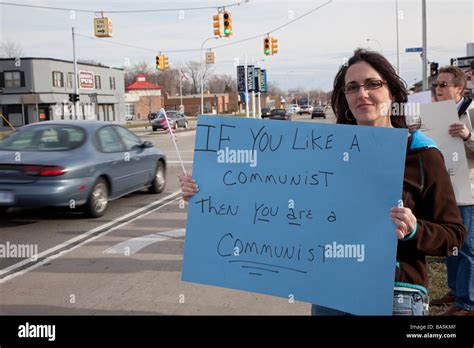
[{"xmin": 160, "ymin": 108, "xmax": 187, "ymax": 175}]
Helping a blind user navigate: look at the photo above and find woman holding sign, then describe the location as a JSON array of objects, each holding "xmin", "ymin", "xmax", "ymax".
[
  {"xmin": 317, "ymin": 48, "xmax": 465, "ymax": 315},
  {"xmin": 179, "ymin": 49, "xmax": 465, "ymax": 316}
]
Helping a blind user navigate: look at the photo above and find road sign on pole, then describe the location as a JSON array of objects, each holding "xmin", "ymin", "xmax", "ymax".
[{"xmin": 405, "ymin": 47, "xmax": 423, "ymax": 53}]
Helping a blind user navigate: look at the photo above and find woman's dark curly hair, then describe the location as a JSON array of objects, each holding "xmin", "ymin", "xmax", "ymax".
[{"xmin": 331, "ymin": 49, "xmax": 408, "ymax": 128}]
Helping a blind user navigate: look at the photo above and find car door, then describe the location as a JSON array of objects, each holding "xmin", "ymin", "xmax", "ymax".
[
  {"xmin": 95, "ymin": 126, "xmax": 129, "ymax": 197},
  {"xmin": 114, "ymin": 126, "xmax": 156, "ymax": 190}
]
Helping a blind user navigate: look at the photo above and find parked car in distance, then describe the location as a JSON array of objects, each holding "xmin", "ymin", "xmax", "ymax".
[
  {"xmin": 125, "ymin": 115, "xmax": 134, "ymax": 121},
  {"xmin": 151, "ymin": 110, "xmax": 188, "ymax": 131},
  {"xmin": 261, "ymin": 108, "xmax": 271, "ymax": 119},
  {"xmin": 311, "ymin": 106, "xmax": 326, "ymax": 119},
  {"xmin": 286, "ymin": 104, "xmax": 300, "ymax": 115},
  {"xmin": 297, "ymin": 105, "xmax": 313, "ymax": 115},
  {"xmin": 0, "ymin": 121, "xmax": 167, "ymax": 218},
  {"xmin": 269, "ymin": 108, "xmax": 291, "ymax": 121}
]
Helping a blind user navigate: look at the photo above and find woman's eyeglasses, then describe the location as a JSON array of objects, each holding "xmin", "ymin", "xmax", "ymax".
[
  {"xmin": 432, "ymin": 82, "xmax": 455, "ymax": 88},
  {"xmin": 343, "ymin": 79, "xmax": 386, "ymax": 94}
]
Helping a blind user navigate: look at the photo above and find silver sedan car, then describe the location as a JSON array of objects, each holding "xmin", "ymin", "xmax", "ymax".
[{"xmin": 0, "ymin": 121, "xmax": 166, "ymax": 218}]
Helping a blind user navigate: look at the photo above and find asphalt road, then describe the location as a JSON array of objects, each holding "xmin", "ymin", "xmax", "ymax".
[{"xmin": 0, "ymin": 112, "xmax": 333, "ymax": 315}]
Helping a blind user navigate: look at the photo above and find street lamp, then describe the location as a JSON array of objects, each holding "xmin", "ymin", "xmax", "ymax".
[
  {"xmin": 366, "ymin": 38, "xmax": 382, "ymax": 53},
  {"xmin": 200, "ymin": 36, "xmax": 218, "ymax": 115},
  {"xmin": 395, "ymin": 0, "xmax": 400, "ymax": 74}
]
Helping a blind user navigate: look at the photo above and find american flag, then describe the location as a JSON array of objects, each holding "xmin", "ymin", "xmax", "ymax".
[{"xmin": 160, "ymin": 112, "xmax": 174, "ymax": 134}]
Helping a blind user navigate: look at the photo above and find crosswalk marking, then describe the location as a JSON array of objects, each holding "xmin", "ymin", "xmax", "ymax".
[{"xmin": 103, "ymin": 228, "xmax": 186, "ymax": 254}]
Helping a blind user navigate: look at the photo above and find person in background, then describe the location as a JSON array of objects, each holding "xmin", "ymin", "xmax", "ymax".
[
  {"xmin": 429, "ymin": 66, "xmax": 474, "ymax": 316},
  {"xmin": 179, "ymin": 50, "xmax": 466, "ymax": 315}
]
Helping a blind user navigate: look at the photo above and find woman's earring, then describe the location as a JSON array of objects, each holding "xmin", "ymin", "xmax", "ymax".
[{"xmin": 345, "ymin": 109, "xmax": 355, "ymax": 122}]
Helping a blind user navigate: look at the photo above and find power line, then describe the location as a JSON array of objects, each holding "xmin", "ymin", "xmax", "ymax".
[
  {"xmin": 75, "ymin": 33, "xmax": 202, "ymax": 53},
  {"xmin": 75, "ymin": 1, "xmax": 333, "ymax": 55},
  {"xmin": 0, "ymin": 1, "xmax": 247, "ymax": 14},
  {"xmin": 209, "ymin": 0, "xmax": 333, "ymax": 50}
]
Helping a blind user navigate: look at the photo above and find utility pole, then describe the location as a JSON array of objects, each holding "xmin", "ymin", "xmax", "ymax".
[
  {"xmin": 422, "ymin": 0, "xmax": 428, "ymax": 90},
  {"xmin": 200, "ymin": 37, "xmax": 217, "ymax": 115},
  {"xmin": 395, "ymin": 0, "xmax": 400, "ymax": 74},
  {"xmin": 72, "ymin": 27, "xmax": 79, "ymax": 119}
]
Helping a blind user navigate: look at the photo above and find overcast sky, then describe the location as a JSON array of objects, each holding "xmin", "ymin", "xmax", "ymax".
[{"xmin": 0, "ymin": 0, "xmax": 473, "ymax": 91}]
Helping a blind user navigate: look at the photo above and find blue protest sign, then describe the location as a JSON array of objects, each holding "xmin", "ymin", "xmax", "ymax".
[{"xmin": 182, "ymin": 116, "xmax": 407, "ymax": 315}]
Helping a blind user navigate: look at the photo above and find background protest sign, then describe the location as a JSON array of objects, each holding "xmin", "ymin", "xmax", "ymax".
[
  {"xmin": 418, "ymin": 100, "xmax": 472, "ymax": 204},
  {"xmin": 182, "ymin": 116, "xmax": 407, "ymax": 315}
]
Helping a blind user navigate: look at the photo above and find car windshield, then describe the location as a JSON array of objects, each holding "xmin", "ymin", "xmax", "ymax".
[{"xmin": 0, "ymin": 125, "xmax": 86, "ymax": 151}]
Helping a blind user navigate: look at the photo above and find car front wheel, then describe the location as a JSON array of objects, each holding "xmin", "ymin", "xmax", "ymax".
[
  {"xmin": 149, "ymin": 161, "xmax": 166, "ymax": 194},
  {"xmin": 84, "ymin": 178, "xmax": 109, "ymax": 218}
]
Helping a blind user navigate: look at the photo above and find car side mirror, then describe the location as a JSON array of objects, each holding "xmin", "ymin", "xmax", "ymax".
[{"xmin": 141, "ymin": 141, "xmax": 154, "ymax": 148}]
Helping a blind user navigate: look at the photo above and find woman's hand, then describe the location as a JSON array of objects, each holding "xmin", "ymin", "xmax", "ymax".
[
  {"xmin": 179, "ymin": 174, "xmax": 199, "ymax": 202},
  {"xmin": 391, "ymin": 204, "xmax": 417, "ymax": 239}
]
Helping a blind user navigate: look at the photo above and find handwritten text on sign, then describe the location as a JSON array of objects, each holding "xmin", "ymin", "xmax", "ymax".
[{"xmin": 181, "ymin": 116, "xmax": 407, "ymax": 315}]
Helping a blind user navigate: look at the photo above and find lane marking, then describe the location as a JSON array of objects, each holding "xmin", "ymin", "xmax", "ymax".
[
  {"xmin": 103, "ymin": 228, "xmax": 186, "ymax": 254},
  {"xmin": 0, "ymin": 191, "xmax": 182, "ymax": 284}
]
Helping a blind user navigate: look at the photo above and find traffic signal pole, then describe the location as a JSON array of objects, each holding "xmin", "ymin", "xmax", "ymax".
[
  {"xmin": 72, "ymin": 27, "xmax": 79, "ymax": 119},
  {"xmin": 200, "ymin": 37, "xmax": 217, "ymax": 115},
  {"xmin": 422, "ymin": 0, "xmax": 428, "ymax": 90}
]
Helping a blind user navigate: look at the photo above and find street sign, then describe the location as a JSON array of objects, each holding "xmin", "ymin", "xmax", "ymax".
[
  {"xmin": 205, "ymin": 52, "xmax": 216, "ymax": 65},
  {"xmin": 94, "ymin": 17, "xmax": 113, "ymax": 38},
  {"xmin": 89, "ymin": 93, "xmax": 98, "ymax": 103},
  {"xmin": 237, "ymin": 65, "xmax": 245, "ymax": 92},
  {"xmin": 254, "ymin": 68, "xmax": 261, "ymax": 93},
  {"xmin": 260, "ymin": 69, "xmax": 267, "ymax": 93},
  {"xmin": 405, "ymin": 47, "xmax": 423, "ymax": 53},
  {"xmin": 247, "ymin": 65, "xmax": 255, "ymax": 92},
  {"xmin": 450, "ymin": 56, "xmax": 474, "ymax": 68}
]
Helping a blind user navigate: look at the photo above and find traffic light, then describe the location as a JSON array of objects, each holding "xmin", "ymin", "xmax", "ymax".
[
  {"xmin": 271, "ymin": 37, "xmax": 278, "ymax": 55},
  {"xmin": 156, "ymin": 55, "xmax": 162, "ymax": 70},
  {"xmin": 223, "ymin": 11, "xmax": 232, "ymax": 37},
  {"xmin": 264, "ymin": 37, "xmax": 271, "ymax": 56},
  {"xmin": 163, "ymin": 55, "xmax": 169, "ymax": 70},
  {"xmin": 213, "ymin": 13, "xmax": 223, "ymax": 37},
  {"xmin": 430, "ymin": 62, "xmax": 439, "ymax": 77}
]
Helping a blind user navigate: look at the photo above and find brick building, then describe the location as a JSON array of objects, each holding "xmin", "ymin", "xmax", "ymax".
[{"xmin": 124, "ymin": 74, "xmax": 163, "ymax": 120}]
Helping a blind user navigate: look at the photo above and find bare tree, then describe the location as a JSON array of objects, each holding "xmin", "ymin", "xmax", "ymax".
[
  {"xmin": 123, "ymin": 61, "xmax": 154, "ymax": 87},
  {"xmin": 185, "ymin": 61, "xmax": 214, "ymax": 94},
  {"xmin": 155, "ymin": 68, "xmax": 180, "ymax": 96},
  {"xmin": 0, "ymin": 40, "xmax": 24, "ymax": 58},
  {"xmin": 208, "ymin": 74, "xmax": 236, "ymax": 93},
  {"xmin": 266, "ymin": 81, "xmax": 284, "ymax": 97}
]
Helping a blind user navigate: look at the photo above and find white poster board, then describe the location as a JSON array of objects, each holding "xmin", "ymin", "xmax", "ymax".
[{"xmin": 419, "ymin": 100, "xmax": 472, "ymax": 204}]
